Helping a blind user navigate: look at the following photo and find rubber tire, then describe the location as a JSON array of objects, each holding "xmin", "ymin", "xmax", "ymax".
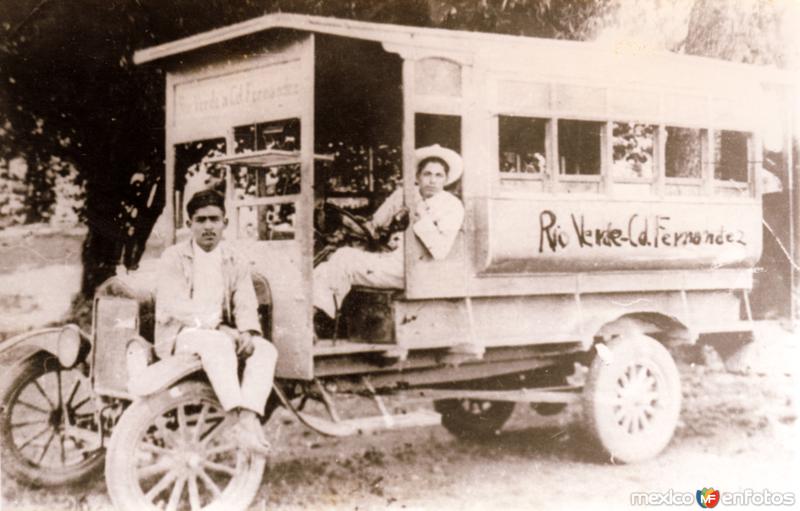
[
  {"xmin": 105, "ymin": 381, "xmax": 266, "ymax": 511},
  {"xmin": 582, "ymin": 334, "xmax": 681, "ymax": 464},
  {"xmin": 435, "ymin": 399, "xmax": 515, "ymax": 441},
  {"xmin": 0, "ymin": 353, "xmax": 105, "ymax": 487}
]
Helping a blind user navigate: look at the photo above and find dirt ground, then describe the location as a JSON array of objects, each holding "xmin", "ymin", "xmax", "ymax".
[{"xmin": 0, "ymin": 230, "xmax": 798, "ymax": 510}]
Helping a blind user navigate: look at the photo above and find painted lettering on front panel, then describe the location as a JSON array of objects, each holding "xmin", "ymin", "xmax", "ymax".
[
  {"xmin": 484, "ymin": 199, "xmax": 762, "ymax": 273},
  {"xmin": 173, "ymin": 60, "xmax": 302, "ymax": 135}
]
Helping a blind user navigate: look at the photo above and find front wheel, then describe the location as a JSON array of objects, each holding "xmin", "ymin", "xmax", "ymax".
[
  {"xmin": 105, "ymin": 381, "xmax": 266, "ymax": 511},
  {"xmin": 434, "ymin": 399, "xmax": 515, "ymax": 440},
  {"xmin": 0, "ymin": 353, "xmax": 105, "ymax": 486},
  {"xmin": 582, "ymin": 334, "xmax": 681, "ymax": 463}
]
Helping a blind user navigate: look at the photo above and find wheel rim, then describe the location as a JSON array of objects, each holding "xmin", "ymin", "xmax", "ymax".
[
  {"xmin": 611, "ymin": 362, "xmax": 664, "ymax": 435},
  {"xmin": 131, "ymin": 398, "xmax": 257, "ymax": 511},
  {"xmin": 8, "ymin": 359, "xmax": 102, "ymax": 471}
]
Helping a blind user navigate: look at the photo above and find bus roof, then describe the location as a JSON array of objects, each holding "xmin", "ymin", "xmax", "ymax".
[{"xmin": 133, "ymin": 12, "xmax": 787, "ymax": 81}]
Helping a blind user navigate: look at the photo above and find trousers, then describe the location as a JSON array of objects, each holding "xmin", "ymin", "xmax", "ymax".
[
  {"xmin": 313, "ymin": 246, "xmax": 404, "ymax": 318},
  {"xmin": 174, "ymin": 328, "xmax": 277, "ymax": 414}
]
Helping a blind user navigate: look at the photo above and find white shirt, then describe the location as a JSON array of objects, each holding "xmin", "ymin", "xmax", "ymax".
[
  {"xmin": 371, "ymin": 188, "xmax": 465, "ymax": 260},
  {"xmin": 191, "ymin": 241, "xmax": 224, "ymax": 328}
]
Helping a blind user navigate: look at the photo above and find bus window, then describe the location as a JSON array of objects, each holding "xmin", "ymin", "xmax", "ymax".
[
  {"xmin": 612, "ymin": 122, "xmax": 655, "ymax": 180},
  {"xmin": 498, "ymin": 116, "xmax": 547, "ymax": 176},
  {"xmin": 234, "ymin": 118, "xmax": 300, "ymax": 153},
  {"xmin": 231, "ymin": 164, "xmax": 300, "ymax": 199},
  {"xmin": 665, "ymin": 127, "xmax": 703, "ymax": 179},
  {"xmin": 240, "ymin": 202, "xmax": 296, "ymax": 241},
  {"xmin": 230, "ymin": 118, "xmax": 302, "ymax": 241},
  {"xmin": 714, "ymin": 130, "xmax": 749, "ymax": 183},
  {"xmin": 558, "ymin": 120, "xmax": 602, "ymax": 176}
]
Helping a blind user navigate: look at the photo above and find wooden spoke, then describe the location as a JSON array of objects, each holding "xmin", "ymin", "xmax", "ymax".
[
  {"xmin": 64, "ymin": 380, "xmax": 81, "ymax": 409},
  {"xmin": 19, "ymin": 426, "xmax": 50, "ymax": 449},
  {"xmin": 192, "ymin": 404, "xmax": 209, "ymax": 442},
  {"xmin": 31, "ymin": 379, "xmax": 55, "ymax": 410},
  {"xmin": 202, "ymin": 460, "xmax": 236, "ymax": 477},
  {"xmin": 154, "ymin": 416, "xmax": 178, "ymax": 448},
  {"xmin": 165, "ymin": 475, "xmax": 186, "ymax": 511},
  {"xmin": 188, "ymin": 475, "xmax": 201, "ymax": 511},
  {"xmin": 200, "ymin": 416, "xmax": 231, "ymax": 445},
  {"xmin": 56, "ymin": 367, "xmax": 63, "ymax": 409},
  {"xmin": 197, "ymin": 467, "xmax": 223, "ymax": 498},
  {"xmin": 145, "ymin": 470, "xmax": 178, "ymax": 502},
  {"xmin": 177, "ymin": 405, "xmax": 188, "ymax": 441},
  {"xmin": 59, "ymin": 433, "xmax": 67, "ymax": 466},
  {"xmin": 619, "ymin": 412, "xmax": 633, "ymax": 434},
  {"xmin": 70, "ymin": 396, "xmax": 91, "ymax": 412},
  {"xmin": 137, "ymin": 459, "xmax": 173, "ymax": 480},
  {"xmin": 35, "ymin": 430, "xmax": 56, "ymax": 464},
  {"xmin": 138, "ymin": 442, "xmax": 175, "ymax": 457},
  {"xmin": 16, "ymin": 399, "xmax": 50, "ymax": 415},
  {"xmin": 11, "ymin": 418, "xmax": 49, "ymax": 428}
]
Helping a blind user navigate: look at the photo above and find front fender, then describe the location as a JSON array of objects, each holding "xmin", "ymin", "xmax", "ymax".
[
  {"xmin": 0, "ymin": 327, "xmax": 89, "ymax": 368},
  {"xmin": 127, "ymin": 353, "xmax": 203, "ymax": 397}
]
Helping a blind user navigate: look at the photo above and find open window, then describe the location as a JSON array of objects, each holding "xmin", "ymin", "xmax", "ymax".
[
  {"xmin": 714, "ymin": 130, "xmax": 750, "ymax": 196},
  {"xmin": 556, "ymin": 119, "xmax": 603, "ymax": 193},
  {"xmin": 664, "ymin": 126, "xmax": 704, "ymax": 196},
  {"xmin": 558, "ymin": 120, "xmax": 602, "ymax": 177},
  {"xmin": 612, "ymin": 122, "xmax": 655, "ymax": 180},
  {"xmin": 499, "ymin": 116, "xmax": 547, "ymax": 178}
]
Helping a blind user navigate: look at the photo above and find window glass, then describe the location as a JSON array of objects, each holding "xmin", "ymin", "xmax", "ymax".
[
  {"xmin": 558, "ymin": 120, "xmax": 602, "ymax": 176},
  {"xmin": 714, "ymin": 130, "xmax": 749, "ymax": 183},
  {"xmin": 612, "ymin": 122, "xmax": 655, "ymax": 179},
  {"xmin": 499, "ymin": 116, "xmax": 547, "ymax": 175},
  {"xmin": 231, "ymin": 164, "xmax": 300, "ymax": 199},
  {"xmin": 665, "ymin": 127, "xmax": 702, "ymax": 179},
  {"xmin": 234, "ymin": 118, "xmax": 300, "ymax": 153},
  {"xmin": 238, "ymin": 203, "xmax": 296, "ymax": 241}
]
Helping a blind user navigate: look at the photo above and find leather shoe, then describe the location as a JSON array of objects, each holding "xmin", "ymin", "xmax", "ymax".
[{"xmin": 232, "ymin": 421, "xmax": 270, "ymax": 457}]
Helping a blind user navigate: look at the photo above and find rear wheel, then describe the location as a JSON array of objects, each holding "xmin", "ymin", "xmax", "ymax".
[
  {"xmin": 0, "ymin": 353, "xmax": 104, "ymax": 486},
  {"xmin": 105, "ymin": 381, "xmax": 266, "ymax": 511},
  {"xmin": 434, "ymin": 399, "xmax": 515, "ymax": 440},
  {"xmin": 582, "ymin": 334, "xmax": 681, "ymax": 463}
]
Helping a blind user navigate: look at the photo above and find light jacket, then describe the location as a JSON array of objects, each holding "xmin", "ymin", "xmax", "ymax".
[
  {"xmin": 154, "ymin": 240, "xmax": 262, "ymax": 358},
  {"xmin": 370, "ymin": 188, "xmax": 465, "ymax": 260}
]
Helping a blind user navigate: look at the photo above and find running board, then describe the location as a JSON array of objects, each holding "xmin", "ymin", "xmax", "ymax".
[{"xmin": 294, "ymin": 409, "xmax": 442, "ymax": 437}]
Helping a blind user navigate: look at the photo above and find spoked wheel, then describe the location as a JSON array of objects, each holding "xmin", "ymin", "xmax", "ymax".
[
  {"xmin": 434, "ymin": 399, "xmax": 515, "ymax": 441},
  {"xmin": 0, "ymin": 353, "xmax": 104, "ymax": 486},
  {"xmin": 582, "ymin": 333, "xmax": 681, "ymax": 463},
  {"xmin": 105, "ymin": 381, "xmax": 266, "ymax": 511}
]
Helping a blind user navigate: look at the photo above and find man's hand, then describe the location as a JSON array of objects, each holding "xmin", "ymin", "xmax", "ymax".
[
  {"xmin": 236, "ymin": 330, "xmax": 255, "ymax": 358},
  {"xmin": 217, "ymin": 325, "xmax": 254, "ymax": 358}
]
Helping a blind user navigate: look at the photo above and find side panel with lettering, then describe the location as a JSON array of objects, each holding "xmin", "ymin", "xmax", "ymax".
[{"xmin": 483, "ymin": 197, "xmax": 761, "ymax": 273}]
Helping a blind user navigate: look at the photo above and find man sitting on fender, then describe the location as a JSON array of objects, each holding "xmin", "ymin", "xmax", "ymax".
[{"xmin": 155, "ymin": 189, "xmax": 276, "ymax": 456}]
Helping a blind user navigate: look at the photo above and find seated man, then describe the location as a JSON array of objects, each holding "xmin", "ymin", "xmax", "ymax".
[
  {"xmin": 155, "ymin": 189, "xmax": 277, "ymax": 456},
  {"xmin": 313, "ymin": 144, "xmax": 465, "ymax": 327}
]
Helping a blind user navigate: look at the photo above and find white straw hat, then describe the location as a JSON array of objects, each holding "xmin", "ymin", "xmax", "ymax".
[{"xmin": 415, "ymin": 144, "xmax": 463, "ymax": 185}]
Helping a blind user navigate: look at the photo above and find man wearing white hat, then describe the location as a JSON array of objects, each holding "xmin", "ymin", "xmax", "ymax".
[{"xmin": 313, "ymin": 144, "xmax": 464, "ymax": 324}]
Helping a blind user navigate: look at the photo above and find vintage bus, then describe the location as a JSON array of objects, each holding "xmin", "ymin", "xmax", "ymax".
[{"xmin": 0, "ymin": 13, "xmax": 789, "ymax": 511}]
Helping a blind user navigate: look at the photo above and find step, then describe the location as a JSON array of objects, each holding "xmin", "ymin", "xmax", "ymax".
[
  {"xmin": 296, "ymin": 409, "xmax": 441, "ymax": 437},
  {"xmin": 313, "ymin": 340, "xmax": 406, "ymax": 357}
]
